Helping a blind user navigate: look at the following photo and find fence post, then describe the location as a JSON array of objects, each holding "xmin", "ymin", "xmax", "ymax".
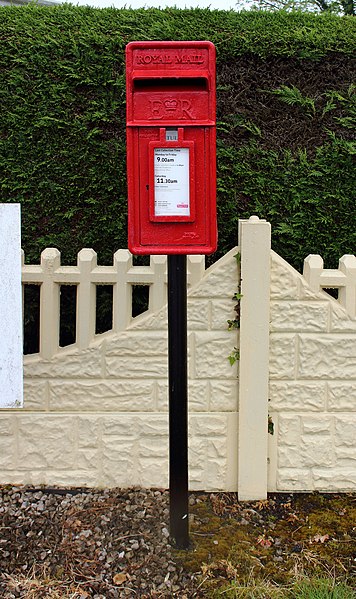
[
  {"xmin": 238, "ymin": 216, "xmax": 271, "ymax": 501},
  {"xmin": 77, "ymin": 249, "xmax": 97, "ymax": 350},
  {"xmin": 40, "ymin": 248, "xmax": 61, "ymax": 359}
]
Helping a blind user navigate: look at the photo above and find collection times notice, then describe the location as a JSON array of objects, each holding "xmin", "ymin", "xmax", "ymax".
[{"xmin": 154, "ymin": 148, "xmax": 190, "ymax": 217}]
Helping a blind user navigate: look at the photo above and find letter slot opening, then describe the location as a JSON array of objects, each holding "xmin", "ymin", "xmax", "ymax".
[{"xmin": 133, "ymin": 77, "xmax": 208, "ymax": 92}]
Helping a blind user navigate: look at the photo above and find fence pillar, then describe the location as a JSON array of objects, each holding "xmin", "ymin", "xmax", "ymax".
[{"xmin": 238, "ymin": 216, "xmax": 271, "ymax": 501}]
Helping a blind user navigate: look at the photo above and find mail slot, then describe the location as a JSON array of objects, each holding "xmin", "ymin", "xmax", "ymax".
[{"xmin": 126, "ymin": 40, "xmax": 217, "ymax": 255}]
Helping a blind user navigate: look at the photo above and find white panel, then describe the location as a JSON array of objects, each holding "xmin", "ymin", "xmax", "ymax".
[{"xmin": 0, "ymin": 204, "xmax": 23, "ymax": 408}]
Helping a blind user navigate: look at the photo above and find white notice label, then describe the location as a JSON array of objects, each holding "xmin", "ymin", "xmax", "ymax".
[{"xmin": 154, "ymin": 148, "xmax": 190, "ymax": 217}]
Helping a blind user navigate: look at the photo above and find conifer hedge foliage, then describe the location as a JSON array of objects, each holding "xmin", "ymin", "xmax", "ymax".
[{"xmin": 0, "ymin": 5, "xmax": 355, "ymax": 270}]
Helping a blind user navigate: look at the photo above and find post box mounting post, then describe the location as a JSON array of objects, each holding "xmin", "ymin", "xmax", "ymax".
[{"xmin": 168, "ymin": 254, "xmax": 189, "ymax": 549}]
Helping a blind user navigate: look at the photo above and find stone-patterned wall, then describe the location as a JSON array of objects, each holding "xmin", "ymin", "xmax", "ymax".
[
  {"xmin": 0, "ymin": 249, "xmax": 239, "ymax": 491},
  {"xmin": 269, "ymin": 251, "xmax": 356, "ymax": 492}
]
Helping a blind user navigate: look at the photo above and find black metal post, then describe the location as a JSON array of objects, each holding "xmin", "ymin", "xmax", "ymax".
[{"xmin": 167, "ymin": 254, "xmax": 189, "ymax": 549}]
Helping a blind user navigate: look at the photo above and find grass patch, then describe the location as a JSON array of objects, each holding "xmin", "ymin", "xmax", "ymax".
[
  {"xmin": 176, "ymin": 493, "xmax": 356, "ymax": 597},
  {"xmin": 294, "ymin": 578, "xmax": 356, "ymax": 598},
  {"xmin": 208, "ymin": 577, "xmax": 356, "ymax": 598},
  {"xmin": 2, "ymin": 565, "xmax": 89, "ymax": 598}
]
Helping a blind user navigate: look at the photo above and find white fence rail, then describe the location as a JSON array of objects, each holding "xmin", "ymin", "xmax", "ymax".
[{"xmin": 22, "ymin": 249, "xmax": 205, "ymax": 359}]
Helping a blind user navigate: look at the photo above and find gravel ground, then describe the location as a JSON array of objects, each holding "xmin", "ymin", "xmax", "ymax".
[
  {"xmin": 0, "ymin": 486, "xmax": 200, "ymax": 598},
  {"xmin": 2, "ymin": 486, "xmax": 355, "ymax": 598}
]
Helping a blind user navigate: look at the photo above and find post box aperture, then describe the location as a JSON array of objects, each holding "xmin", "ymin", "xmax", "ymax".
[{"xmin": 126, "ymin": 41, "xmax": 217, "ymax": 255}]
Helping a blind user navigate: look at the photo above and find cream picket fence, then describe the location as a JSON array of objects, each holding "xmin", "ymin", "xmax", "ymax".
[{"xmin": 22, "ymin": 249, "xmax": 205, "ymax": 359}]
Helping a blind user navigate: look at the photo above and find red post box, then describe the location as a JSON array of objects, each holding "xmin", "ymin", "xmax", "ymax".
[{"xmin": 126, "ymin": 41, "xmax": 217, "ymax": 255}]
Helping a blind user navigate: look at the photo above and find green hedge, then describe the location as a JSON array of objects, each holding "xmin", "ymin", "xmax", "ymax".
[{"xmin": 0, "ymin": 5, "xmax": 355, "ymax": 270}]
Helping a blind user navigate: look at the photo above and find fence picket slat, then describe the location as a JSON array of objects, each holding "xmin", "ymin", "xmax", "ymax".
[
  {"xmin": 77, "ymin": 249, "xmax": 97, "ymax": 350},
  {"xmin": 40, "ymin": 248, "xmax": 61, "ymax": 359}
]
